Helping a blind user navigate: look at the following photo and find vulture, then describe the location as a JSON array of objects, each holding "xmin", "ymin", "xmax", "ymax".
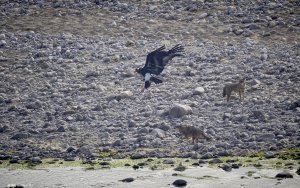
[{"xmin": 135, "ymin": 44, "xmax": 184, "ymax": 91}]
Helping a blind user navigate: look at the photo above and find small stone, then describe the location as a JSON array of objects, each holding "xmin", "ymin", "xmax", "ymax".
[
  {"xmin": 121, "ymin": 177, "xmax": 134, "ymax": 183},
  {"xmin": 275, "ymin": 172, "xmax": 293, "ymax": 179},
  {"xmin": 232, "ymin": 164, "xmax": 240, "ymax": 169},
  {"xmin": 296, "ymin": 167, "xmax": 300, "ymax": 175},
  {"xmin": 257, "ymin": 133, "xmax": 275, "ymax": 142},
  {"xmin": 9, "ymin": 156, "xmax": 19, "ymax": 164},
  {"xmin": 209, "ymin": 158, "xmax": 222, "ymax": 164},
  {"xmin": 222, "ymin": 164, "xmax": 232, "ymax": 172},
  {"xmin": 31, "ymin": 157, "xmax": 42, "ymax": 164},
  {"xmin": 193, "ymin": 87, "xmax": 205, "ymax": 95},
  {"xmin": 99, "ymin": 161, "xmax": 110, "ymax": 166},
  {"xmin": 92, "ymin": 104, "xmax": 103, "ymax": 111},
  {"xmin": 66, "ymin": 146, "xmax": 76, "ymax": 153},
  {"xmin": 150, "ymin": 128, "xmax": 165, "ymax": 138},
  {"xmin": 233, "ymin": 29, "xmax": 244, "ymax": 35},
  {"xmin": 251, "ymin": 110, "xmax": 267, "ymax": 122},
  {"xmin": 191, "ymin": 152, "xmax": 201, "ymax": 159},
  {"xmin": 0, "ymin": 40, "xmax": 6, "ymax": 47},
  {"xmin": 260, "ymin": 53, "xmax": 268, "ymax": 61},
  {"xmin": 199, "ymin": 13, "xmax": 208, "ymax": 19},
  {"xmin": 0, "ymin": 155, "xmax": 10, "ymax": 160},
  {"xmin": 201, "ymin": 153, "xmax": 213, "ymax": 159},
  {"xmin": 223, "ymin": 113, "xmax": 231, "ymax": 120},
  {"xmin": 57, "ymin": 125, "xmax": 66, "ymax": 132},
  {"xmin": 0, "ymin": 34, "xmax": 5, "ymax": 40},
  {"xmin": 76, "ymin": 146, "xmax": 92, "ymax": 156},
  {"xmin": 64, "ymin": 157, "xmax": 76, "ymax": 161},
  {"xmin": 115, "ymin": 91, "xmax": 133, "ymax": 101},
  {"xmin": 248, "ymin": 23, "xmax": 261, "ymax": 30},
  {"xmin": 113, "ymin": 139, "xmax": 123, "ymax": 146},
  {"xmin": 159, "ymin": 123, "xmax": 171, "ymax": 131},
  {"xmin": 198, "ymin": 159, "xmax": 206, "ymax": 164},
  {"xmin": 163, "ymin": 158, "xmax": 176, "ymax": 164},
  {"xmin": 174, "ymin": 164, "xmax": 186, "ymax": 172},
  {"xmin": 11, "ymin": 132, "xmax": 29, "ymax": 140},
  {"xmin": 254, "ymin": 163, "xmax": 263, "ymax": 168},
  {"xmin": 131, "ymin": 151, "xmax": 146, "ymax": 159},
  {"xmin": 265, "ymin": 151, "xmax": 275, "ymax": 158},
  {"xmin": 125, "ymin": 40, "xmax": 135, "ymax": 47},
  {"xmin": 132, "ymin": 165, "xmax": 139, "ymax": 170},
  {"xmin": 172, "ymin": 179, "xmax": 187, "ymax": 187}
]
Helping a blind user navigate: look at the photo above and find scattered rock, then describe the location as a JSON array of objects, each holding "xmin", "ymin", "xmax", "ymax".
[
  {"xmin": 265, "ymin": 151, "xmax": 275, "ymax": 158},
  {"xmin": 201, "ymin": 153, "xmax": 213, "ymax": 159},
  {"xmin": 174, "ymin": 164, "xmax": 186, "ymax": 172},
  {"xmin": 209, "ymin": 158, "xmax": 223, "ymax": 164},
  {"xmin": 31, "ymin": 157, "xmax": 42, "ymax": 164},
  {"xmin": 120, "ymin": 177, "xmax": 134, "ymax": 183},
  {"xmin": 163, "ymin": 158, "xmax": 176, "ymax": 164},
  {"xmin": 99, "ymin": 161, "xmax": 110, "ymax": 166},
  {"xmin": 150, "ymin": 128, "xmax": 165, "ymax": 138},
  {"xmin": 222, "ymin": 164, "xmax": 232, "ymax": 172},
  {"xmin": 172, "ymin": 179, "xmax": 187, "ymax": 187},
  {"xmin": 131, "ymin": 151, "xmax": 146, "ymax": 159},
  {"xmin": 132, "ymin": 165, "xmax": 139, "ymax": 170},
  {"xmin": 169, "ymin": 104, "xmax": 192, "ymax": 118},
  {"xmin": 66, "ymin": 147, "xmax": 76, "ymax": 153},
  {"xmin": 57, "ymin": 125, "xmax": 66, "ymax": 132},
  {"xmin": 11, "ymin": 132, "xmax": 30, "ymax": 140},
  {"xmin": 193, "ymin": 87, "xmax": 205, "ymax": 95},
  {"xmin": 0, "ymin": 40, "xmax": 6, "ymax": 47},
  {"xmin": 296, "ymin": 167, "xmax": 300, "ymax": 175},
  {"xmin": 275, "ymin": 172, "xmax": 293, "ymax": 179}
]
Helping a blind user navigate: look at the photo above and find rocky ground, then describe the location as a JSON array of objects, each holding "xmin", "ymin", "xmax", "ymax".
[{"xmin": 0, "ymin": 0, "xmax": 300, "ymax": 162}]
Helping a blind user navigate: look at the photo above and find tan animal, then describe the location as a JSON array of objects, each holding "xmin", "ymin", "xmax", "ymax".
[
  {"xmin": 176, "ymin": 125, "xmax": 210, "ymax": 144},
  {"xmin": 223, "ymin": 78, "xmax": 246, "ymax": 102}
]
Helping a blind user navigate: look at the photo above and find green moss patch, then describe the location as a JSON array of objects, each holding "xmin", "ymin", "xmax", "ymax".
[{"xmin": 0, "ymin": 148, "xmax": 299, "ymax": 170}]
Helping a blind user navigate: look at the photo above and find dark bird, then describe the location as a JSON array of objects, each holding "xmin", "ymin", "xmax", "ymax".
[{"xmin": 135, "ymin": 44, "xmax": 184, "ymax": 92}]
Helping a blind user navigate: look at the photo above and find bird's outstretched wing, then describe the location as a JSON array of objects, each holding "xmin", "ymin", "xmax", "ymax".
[
  {"xmin": 143, "ymin": 45, "xmax": 167, "ymax": 75},
  {"xmin": 143, "ymin": 44, "xmax": 184, "ymax": 75}
]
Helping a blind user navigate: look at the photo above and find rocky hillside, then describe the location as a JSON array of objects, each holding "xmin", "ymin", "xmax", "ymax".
[{"xmin": 0, "ymin": 0, "xmax": 299, "ymax": 161}]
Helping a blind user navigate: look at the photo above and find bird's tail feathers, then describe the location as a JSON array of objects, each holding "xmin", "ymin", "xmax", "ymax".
[{"xmin": 150, "ymin": 77, "xmax": 163, "ymax": 84}]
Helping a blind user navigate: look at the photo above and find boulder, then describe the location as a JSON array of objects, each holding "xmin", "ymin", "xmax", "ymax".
[{"xmin": 169, "ymin": 104, "xmax": 192, "ymax": 118}]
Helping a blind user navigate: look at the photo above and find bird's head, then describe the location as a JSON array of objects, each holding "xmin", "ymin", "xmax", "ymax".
[{"xmin": 134, "ymin": 68, "xmax": 142, "ymax": 75}]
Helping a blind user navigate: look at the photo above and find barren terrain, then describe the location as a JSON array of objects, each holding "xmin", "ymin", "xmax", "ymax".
[{"xmin": 0, "ymin": 0, "xmax": 299, "ymax": 187}]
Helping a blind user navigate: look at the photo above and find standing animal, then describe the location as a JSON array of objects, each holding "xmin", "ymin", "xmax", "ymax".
[
  {"xmin": 135, "ymin": 44, "xmax": 184, "ymax": 92},
  {"xmin": 223, "ymin": 78, "xmax": 246, "ymax": 102},
  {"xmin": 176, "ymin": 125, "xmax": 210, "ymax": 144}
]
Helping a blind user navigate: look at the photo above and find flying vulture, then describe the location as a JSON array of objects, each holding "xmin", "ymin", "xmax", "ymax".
[{"xmin": 135, "ymin": 44, "xmax": 184, "ymax": 91}]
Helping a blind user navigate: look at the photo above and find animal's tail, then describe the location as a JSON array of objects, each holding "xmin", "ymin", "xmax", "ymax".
[
  {"xmin": 222, "ymin": 87, "xmax": 226, "ymax": 97},
  {"xmin": 168, "ymin": 44, "xmax": 184, "ymax": 57}
]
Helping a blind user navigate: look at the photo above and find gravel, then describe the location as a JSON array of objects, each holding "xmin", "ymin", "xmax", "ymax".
[{"xmin": 0, "ymin": 0, "xmax": 299, "ymax": 160}]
